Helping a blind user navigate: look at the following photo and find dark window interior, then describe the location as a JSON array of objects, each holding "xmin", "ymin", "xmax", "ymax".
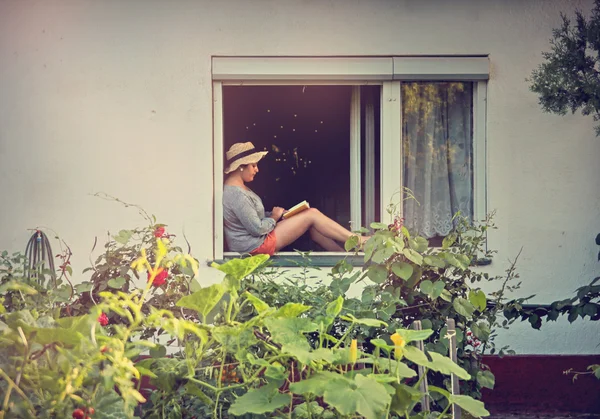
[{"xmin": 223, "ymin": 85, "xmax": 352, "ymax": 251}]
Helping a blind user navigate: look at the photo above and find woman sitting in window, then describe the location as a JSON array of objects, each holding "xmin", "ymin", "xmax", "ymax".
[{"xmin": 223, "ymin": 142, "xmax": 368, "ymax": 256}]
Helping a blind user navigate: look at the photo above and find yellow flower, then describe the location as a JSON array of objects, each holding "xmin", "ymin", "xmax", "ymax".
[
  {"xmin": 390, "ymin": 333, "xmax": 406, "ymax": 359},
  {"xmin": 349, "ymin": 339, "xmax": 358, "ymax": 364},
  {"xmin": 131, "ymin": 248, "xmax": 149, "ymax": 272}
]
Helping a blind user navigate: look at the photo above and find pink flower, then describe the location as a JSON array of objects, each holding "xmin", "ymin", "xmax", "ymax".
[
  {"xmin": 98, "ymin": 313, "xmax": 109, "ymax": 326},
  {"xmin": 154, "ymin": 226, "xmax": 166, "ymax": 238},
  {"xmin": 147, "ymin": 268, "xmax": 168, "ymax": 287}
]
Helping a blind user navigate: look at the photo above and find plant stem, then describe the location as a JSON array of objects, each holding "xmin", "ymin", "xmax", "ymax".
[
  {"xmin": 0, "ymin": 368, "xmax": 34, "ymax": 413},
  {"xmin": 332, "ymin": 321, "xmax": 355, "ymax": 349},
  {"xmin": 438, "ymin": 400, "xmax": 452, "ymax": 419}
]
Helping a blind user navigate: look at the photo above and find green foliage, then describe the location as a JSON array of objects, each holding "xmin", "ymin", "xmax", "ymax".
[
  {"xmin": 246, "ymin": 212, "xmax": 526, "ymax": 407},
  {"xmin": 1, "ymin": 202, "xmax": 511, "ymax": 417},
  {"xmin": 529, "ymin": 0, "xmax": 600, "ymax": 135}
]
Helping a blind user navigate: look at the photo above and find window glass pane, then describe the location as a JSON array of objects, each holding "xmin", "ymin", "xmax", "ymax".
[
  {"xmin": 402, "ymin": 82, "xmax": 473, "ymax": 240},
  {"xmin": 360, "ymin": 85, "xmax": 381, "ymax": 229},
  {"xmin": 223, "ymin": 85, "xmax": 352, "ymax": 251}
]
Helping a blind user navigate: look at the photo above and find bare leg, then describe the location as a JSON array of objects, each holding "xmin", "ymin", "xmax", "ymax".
[
  {"xmin": 309, "ymin": 227, "xmax": 344, "ymax": 251},
  {"xmin": 273, "ymin": 208, "xmax": 364, "ymax": 251}
]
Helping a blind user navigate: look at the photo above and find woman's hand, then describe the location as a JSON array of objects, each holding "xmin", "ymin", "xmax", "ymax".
[{"xmin": 270, "ymin": 206, "xmax": 285, "ymax": 221}]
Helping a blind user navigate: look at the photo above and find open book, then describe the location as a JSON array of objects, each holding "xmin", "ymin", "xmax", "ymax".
[{"xmin": 282, "ymin": 200, "xmax": 310, "ymax": 219}]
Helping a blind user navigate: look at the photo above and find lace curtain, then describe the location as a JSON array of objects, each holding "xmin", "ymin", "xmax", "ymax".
[{"xmin": 402, "ymin": 82, "xmax": 473, "ymax": 238}]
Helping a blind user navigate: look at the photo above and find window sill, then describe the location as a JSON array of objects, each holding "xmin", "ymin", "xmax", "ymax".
[{"xmin": 211, "ymin": 252, "xmax": 492, "ymax": 268}]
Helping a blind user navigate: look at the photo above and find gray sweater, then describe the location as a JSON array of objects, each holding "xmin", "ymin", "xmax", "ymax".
[{"xmin": 223, "ymin": 185, "xmax": 276, "ymax": 253}]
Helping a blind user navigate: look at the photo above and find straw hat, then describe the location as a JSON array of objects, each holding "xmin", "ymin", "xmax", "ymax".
[{"xmin": 224, "ymin": 142, "xmax": 268, "ymax": 174}]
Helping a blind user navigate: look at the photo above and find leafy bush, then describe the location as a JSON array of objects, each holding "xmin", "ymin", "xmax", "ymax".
[
  {"xmin": 0, "ymin": 214, "xmax": 494, "ymax": 418},
  {"xmin": 529, "ymin": 0, "xmax": 600, "ymax": 135},
  {"xmin": 245, "ymin": 213, "xmax": 530, "ymax": 408}
]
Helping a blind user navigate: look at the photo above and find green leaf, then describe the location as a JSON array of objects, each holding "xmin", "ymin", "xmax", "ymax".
[
  {"xmin": 363, "ymin": 237, "xmax": 377, "ymax": 263},
  {"xmin": 390, "ymin": 382, "xmax": 423, "ymax": 415},
  {"xmin": 176, "ymin": 283, "xmax": 226, "ymax": 320},
  {"xmin": 471, "ymin": 322, "xmax": 491, "ymax": 341},
  {"xmin": 243, "ymin": 291, "xmax": 271, "ymax": 314},
  {"xmin": 229, "ymin": 382, "xmax": 289, "ymax": 416},
  {"xmin": 582, "ymin": 303, "xmax": 598, "ymax": 317},
  {"xmin": 369, "ymin": 358, "xmax": 417, "ymax": 378},
  {"xmin": 372, "ymin": 246, "xmax": 395, "ymax": 264},
  {"xmin": 391, "ymin": 262, "xmax": 413, "ymax": 280},
  {"xmin": 425, "ymin": 352, "xmax": 470, "ymax": 380},
  {"xmin": 184, "ymin": 382, "xmax": 214, "ymax": 406},
  {"xmin": 282, "ymin": 344, "xmax": 336, "ymax": 365},
  {"xmin": 402, "ymin": 345, "xmax": 431, "ymax": 366},
  {"xmin": 367, "ymin": 264, "xmax": 388, "ymax": 284},
  {"xmin": 107, "ymin": 277, "xmax": 126, "ymax": 289},
  {"xmin": 246, "ymin": 354, "xmax": 287, "ymax": 380},
  {"xmin": 292, "ymin": 373, "xmax": 390, "ymax": 419},
  {"xmin": 290, "ymin": 371, "xmax": 342, "ymax": 395},
  {"xmin": 370, "ymin": 222, "xmax": 388, "ymax": 230},
  {"xmin": 405, "ymin": 266, "xmax": 422, "ymax": 289},
  {"xmin": 423, "ymin": 254, "xmax": 447, "ymax": 269},
  {"xmin": 442, "ymin": 232, "xmax": 457, "ymax": 249},
  {"xmin": 324, "ymin": 374, "xmax": 391, "ymax": 419},
  {"xmin": 568, "ymin": 307, "xmax": 580, "ymax": 323},
  {"xmin": 293, "ymin": 402, "xmax": 325, "ymax": 418},
  {"xmin": 403, "ymin": 248, "xmax": 423, "ymax": 265},
  {"xmin": 408, "ymin": 236, "xmax": 428, "ymax": 253},
  {"xmin": 420, "ymin": 280, "xmax": 433, "ymax": 295},
  {"xmin": 135, "ymin": 365, "xmax": 158, "ymax": 379},
  {"xmin": 264, "ymin": 317, "xmax": 318, "ymax": 347},
  {"xmin": 453, "ymin": 297, "xmax": 476, "ymax": 318},
  {"xmin": 0, "ymin": 280, "xmax": 37, "ymax": 295},
  {"xmin": 113, "ymin": 229, "xmax": 133, "ymax": 245},
  {"xmin": 74, "ymin": 282, "xmax": 94, "ymax": 293},
  {"xmin": 213, "ymin": 254, "xmax": 269, "ymax": 290},
  {"xmin": 440, "ymin": 289, "xmax": 453, "ymax": 302},
  {"xmin": 345, "ymin": 235, "xmax": 360, "ymax": 252},
  {"xmin": 449, "ymin": 394, "xmax": 490, "ymax": 417},
  {"xmin": 469, "ymin": 289, "xmax": 487, "ymax": 311},
  {"xmin": 149, "ymin": 344, "xmax": 167, "ymax": 358},
  {"xmin": 394, "ymin": 328, "xmax": 434, "ymax": 343},
  {"xmin": 20, "ymin": 320, "xmax": 83, "ymax": 346},
  {"xmin": 342, "ymin": 313, "xmax": 388, "ymax": 328},
  {"xmin": 400, "ymin": 226, "xmax": 410, "ymax": 239},
  {"xmin": 273, "ymin": 303, "xmax": 311, "ymax": 318},
  {"xmin": 393, "ymin": 237, "xmax": 405, "ymax": 252},
  {"xmin": 93, "ymin": 388, "xmax": 130, "ymax": 419},
  {"xmin": 430, "ymin": 281, "xmax": 446, "ymax": 299},
  {"xmin": 476, "ymin": 370, "xmax": 495, "ymax": 389},
  {"xmin": 212, "ymin": 325, "xmax": 257, "ymax": 359},
  {"xmin": 326, "ymin": 296, "xmax": 344, "ymax": 318}
]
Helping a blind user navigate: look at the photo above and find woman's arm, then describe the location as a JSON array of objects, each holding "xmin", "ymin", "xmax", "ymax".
[{"xmin": 231, "ymin": 195, "xmax": 276, "ymax": 237}]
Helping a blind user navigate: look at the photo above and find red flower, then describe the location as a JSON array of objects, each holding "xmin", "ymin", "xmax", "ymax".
[
  {"xmin": 147, "ymin": 268, "xmax": 168, "ymax": 286},
  {"xmin": 154, "ymin": 226, "xmax": 165, "ymax": 238},
  {"xmin": 98, "ymin": 313, "xmax": 109, "ymax": 326}
]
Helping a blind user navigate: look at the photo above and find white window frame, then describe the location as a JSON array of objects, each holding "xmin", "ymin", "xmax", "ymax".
[{"xmin": 212, "ymin": 56, "xmax": 488, "ymax": 260}]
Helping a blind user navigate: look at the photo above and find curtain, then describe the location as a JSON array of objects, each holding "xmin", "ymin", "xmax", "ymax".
[{"xmin": 402, "ymin": 82, "xmax": 473, "ymax": 238}]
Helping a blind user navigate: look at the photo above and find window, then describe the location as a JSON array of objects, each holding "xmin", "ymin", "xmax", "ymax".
[
  {"xmin": 212, "ymin": 57, "xmax": 488, "ymax": 261},
  {"xmin": 221, "ymin": 85, "xmax": 380, "ymax": 252}
]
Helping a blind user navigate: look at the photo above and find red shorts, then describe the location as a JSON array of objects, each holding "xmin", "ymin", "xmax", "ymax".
[{"xmin": 250, "ymin": 232, "xmax": 277, "ymax": 256}]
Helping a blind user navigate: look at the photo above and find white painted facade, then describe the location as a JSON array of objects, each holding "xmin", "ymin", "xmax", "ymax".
[{"xmin": 0, "ymin": 0, "xmax": 598, "ymax": 354}]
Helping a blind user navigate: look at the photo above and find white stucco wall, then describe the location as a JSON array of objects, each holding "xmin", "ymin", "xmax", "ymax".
[{"xmin": 0, "ymin": 0, "xmax": 599, "ymax": 354}]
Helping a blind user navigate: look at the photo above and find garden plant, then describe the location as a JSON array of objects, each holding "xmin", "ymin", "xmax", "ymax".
[{"xmin": 0, "ymin": 199, "xmax": 537, "ymax": 418}]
